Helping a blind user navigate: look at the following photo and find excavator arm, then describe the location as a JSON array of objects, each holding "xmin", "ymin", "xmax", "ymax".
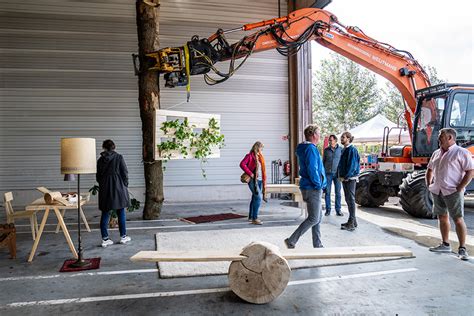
[{"xmin": 145, "ymin": 7, "xmax": 431, "ymax": 135}]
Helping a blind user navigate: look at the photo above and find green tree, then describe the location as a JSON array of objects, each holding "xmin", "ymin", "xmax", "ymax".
[
  {"xmin": 424, "ymin": 64, "xmax": 445, "ymax": 85},
  {"xmin": 379, "ymin": 64, "xmax": 445, "ymax": 126},
  {"xmin": 379, "ymin": 82, "xmax": 406, "ymax": 125},
  {"xmin": 312, "ymin": 53, "xmax": 380, "ymax": 135}
]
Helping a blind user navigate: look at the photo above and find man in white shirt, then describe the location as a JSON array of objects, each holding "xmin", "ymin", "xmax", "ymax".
[{"xmin": 425, "ymin": 128, "xmax": 474, "ymax": 260}]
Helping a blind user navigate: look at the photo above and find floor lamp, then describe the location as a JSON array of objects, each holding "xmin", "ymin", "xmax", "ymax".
[{"xmin": 61, "ymin": 138, "xmax": 97, "ymax": 269}]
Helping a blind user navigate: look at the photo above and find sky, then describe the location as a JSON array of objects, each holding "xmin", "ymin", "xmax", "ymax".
[{"xmin": 311, "ymin": 0, "xmax": 474, "ymax": 84}]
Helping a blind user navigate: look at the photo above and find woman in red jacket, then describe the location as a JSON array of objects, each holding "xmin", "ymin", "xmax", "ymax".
[{"xmin": 240, "ymin": 141, "xmax": 267, "ymax": 225}]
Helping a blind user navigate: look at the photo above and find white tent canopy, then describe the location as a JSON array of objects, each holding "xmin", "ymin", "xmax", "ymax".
[{"xmin": 339, "ymin": 114, "xmax": 411, "ymax": 145}]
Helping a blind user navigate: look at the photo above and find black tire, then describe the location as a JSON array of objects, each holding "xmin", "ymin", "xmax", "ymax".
[
  {"xmin": 399, "ymin": 170, "xmax": 435, "ymax": 219},
  {"xmin": 355, "ymin": 171, "xmax": 389, "ymax": 207}
]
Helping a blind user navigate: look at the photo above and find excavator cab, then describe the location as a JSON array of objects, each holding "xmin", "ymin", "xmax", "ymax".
[
  {"xmin": 412, "ymin": 83, "xmax": 474, "ymax": 158},
  {"xmin": 358, "ymin": 84, "xmax": 474, "ymax": 219}
]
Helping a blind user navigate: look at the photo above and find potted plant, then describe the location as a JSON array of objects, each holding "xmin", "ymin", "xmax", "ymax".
[{"xmin": 89, "ymin": 185, "xmax": 140, "ymax": 228}]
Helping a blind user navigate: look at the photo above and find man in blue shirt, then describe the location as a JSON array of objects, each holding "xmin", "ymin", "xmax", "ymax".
[
  {"xmin": 285, "ymin": 124, "xmax": 327, "ymax": 249},
  {"xmin": 323, "ymin": 134, "xmax": 343, "ymax": 216}
]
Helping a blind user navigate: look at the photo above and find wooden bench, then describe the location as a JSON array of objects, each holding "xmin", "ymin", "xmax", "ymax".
[
  {"xmin": 131, "ymin": 243, "xmax": 413, "ymax": 304},
  {"xmin": 0, "ymin": 223, "xmax": 16, "ymax": 259},
  {"xmin": 265, "ymin": 184, "xmax": 306, "ymax": 216}
]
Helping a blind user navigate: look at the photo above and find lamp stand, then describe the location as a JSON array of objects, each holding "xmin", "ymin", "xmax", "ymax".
[
  {"xmin": 68, "ymin": 174, "xmax": 92, "ymax": 268},
  {"xmin": 60, "ymin": 137, "xmax": 100, "ymax": 272}
]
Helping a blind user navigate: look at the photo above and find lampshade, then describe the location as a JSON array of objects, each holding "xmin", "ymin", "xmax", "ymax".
[
  {"xmin": 64, "ymin": 174, "xmax": 76, "ymax": 181},
  {"xmin": 61, "ymin": 138, "xmax": 97, "ymax": 174}
]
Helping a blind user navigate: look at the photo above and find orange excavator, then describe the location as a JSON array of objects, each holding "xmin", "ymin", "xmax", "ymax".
[{"xmin": 141, "ymin": 1, "xmax": 474, "ymax": 218}]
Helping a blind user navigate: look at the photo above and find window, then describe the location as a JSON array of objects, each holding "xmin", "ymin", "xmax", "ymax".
[
  {"xmin": 465, "ymin": 94, "xmax": 474, "ymax": 127},
  {"xmin": 413, "ymin": 96, "xmax": 445, "ymax": 156},
  {"xmin": 415, "ymin": 97, "xmax": 444, "ymax": 132},
  {"xmin": 450, "ymin": 93, "xmax": 474, "ymax": 128}
]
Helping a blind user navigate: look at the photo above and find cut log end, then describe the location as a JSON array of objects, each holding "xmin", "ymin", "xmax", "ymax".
[{"xmin": 228, "ymin": 241, "xmax": 290, "ymax": 304}]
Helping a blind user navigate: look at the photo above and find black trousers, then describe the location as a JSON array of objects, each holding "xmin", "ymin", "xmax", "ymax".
[{"xmin": 342, "ymin": 179, "xmax": 357, "ymax": 221}]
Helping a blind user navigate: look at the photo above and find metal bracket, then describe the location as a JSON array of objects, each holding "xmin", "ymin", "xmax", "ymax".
[
  {"xmin": 132, "ymin": 53, "xmax": 141, "ymax": 76},
  {"xmin": 143, "ymin": 0, "xmax": 160, "ymax": 7}
]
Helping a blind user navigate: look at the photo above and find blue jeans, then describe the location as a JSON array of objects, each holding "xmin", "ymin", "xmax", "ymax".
[
  {"xmin": 325, "ymin": 173, "xmax": 342, "ymax": 212},
  {"xmin": 287, "ymin": 189, "xmax": 323, "ymax": 248},
  {"xmin": 100, "ymin": 208, "xmax": 127, "ymax": 240},
  {"xmin": 248, "ymin": 180, "xmax": 263, "ymax": 220}
]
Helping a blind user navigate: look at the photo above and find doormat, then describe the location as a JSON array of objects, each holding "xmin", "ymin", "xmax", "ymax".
[
  {"xmin": 180, "ymin": 213, "xmax": 246, "ymax": 224},
  {"xmin": 59, "ymin": 257, "xmax": 101, "ymax": 272}
]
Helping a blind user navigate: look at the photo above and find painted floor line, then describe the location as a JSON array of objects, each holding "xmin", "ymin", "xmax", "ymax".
[
  {"xmin": 3, "ymin": 268, "xmax": 417, "ymax": 308},
  {"xmin": 0, "ymin": 268, "xmax": 159, "ymax": 282},
  {"xmin": 12, "ymin": 212, "xmax": 297, "ymax": 229},
  {"xmin": 6, "ymin": 288, "xmax": 231, "ymax": 308},
  {"xmin": 15, "ymin": 219, "xmax": 299, "ymax": 234},
  {"xmin": 288, "ymin": 267, "xmax": 418, "ymax": 286},
  {"xmin": 13, "ymin": 218, "xmax": 179, "ymax": 227}
]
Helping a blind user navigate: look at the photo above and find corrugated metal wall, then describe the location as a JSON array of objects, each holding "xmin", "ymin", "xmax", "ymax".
[{"xmin": 0, "ymin": 0, "xmax": 289, "ymax": 204}]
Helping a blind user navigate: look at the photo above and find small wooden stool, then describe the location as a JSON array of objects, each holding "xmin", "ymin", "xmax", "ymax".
[{"xmin": 0, "ymin": 223, "xmax": 17, "ymax": 259}]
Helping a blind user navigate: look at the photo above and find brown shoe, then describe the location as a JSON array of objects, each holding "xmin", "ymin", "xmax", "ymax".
[{"xmin": 251, "ymin": 219, "xmax": 263, "ymax": 225}]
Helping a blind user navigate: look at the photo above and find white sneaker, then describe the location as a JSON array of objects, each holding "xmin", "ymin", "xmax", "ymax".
[
  {"xmin": 101, "ymin": 239, "xmax": 114, "ymax": 248},
  {"xmin": 120, "ymin": 235, "xmax": 131, "ymax": 244}
]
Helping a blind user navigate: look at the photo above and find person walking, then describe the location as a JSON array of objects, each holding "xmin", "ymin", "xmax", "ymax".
[
  {"xmin": 338, "ymin": 131, "xmax": 360, "ymax": 231},
  {"xmin": 426, "ymin": 128, "xmax": 473, "ymax": 260},
  {"xmin": 284, "ymin": 125, "xmax": 327, "ymax": 248},
  {"xmin": 240, "ymin": 141, "xmax": 267, "ymax": 225},
  {"xmin": 96, "ymin": 139, "xmax": 131, "ymax": 247},
  {"xmin": 323, "ymin": 134, "xmax": 343, "ymax": 216}
]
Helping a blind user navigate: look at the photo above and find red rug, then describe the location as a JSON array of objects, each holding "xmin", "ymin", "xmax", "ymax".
[
  {"xmin": 60, "ymin": 257, "xmax": 101, "ymax": 272},
  {"xmin": 180, "ymin": 213, "xmax": 246, "ymax": 224}
]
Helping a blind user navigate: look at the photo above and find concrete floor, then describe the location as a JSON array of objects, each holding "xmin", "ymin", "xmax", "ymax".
[{"xmin": 0, "ymin": 197, "xmax": 473, "ymax": 315}]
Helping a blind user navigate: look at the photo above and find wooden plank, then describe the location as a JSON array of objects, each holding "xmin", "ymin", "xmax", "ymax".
[
  {"xmin": 266, "ymin": 184, "xmax": 300, "ymax": 194},
  {"xmin": 155, "ymin": 145, "xmax": 221, "ymax": 160},
  {"xmin": 281, "ymin": 245, "xmax": 413, "ymax": 260},
  {"xmin": 36, "ymin": 187, "xmax": 51, "ymax": 194},
  {"xmin": 130, "ymin": 245, "xmax": 412, "ymax": 263},
  {"xmin": 157, "ymin": 109, "xmax": 220, "ymax": 120},
  {"xmin": 26, "ymin": 197, "xmax": 87, "ymax": 211},
  {"xmin": 28, "ymin": 207, "xmax": 50, "ymax": 262},
  {"xmin": 130, "ymin": 250, "xmax": 246, "ymax": 262}
]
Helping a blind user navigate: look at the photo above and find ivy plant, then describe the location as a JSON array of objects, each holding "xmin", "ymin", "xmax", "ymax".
[{"xmin": 157, "ymin": 117, "xmax": 225, "ymax": 177}]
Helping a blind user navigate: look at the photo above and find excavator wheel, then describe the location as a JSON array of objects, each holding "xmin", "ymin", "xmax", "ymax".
[
  {"xmin": 355, "ymin": 170, "xmax": 389, "ymax": 207},
  {"xmin": 399, "ymin": 170, "xmax": 435, "ymax": 219}
]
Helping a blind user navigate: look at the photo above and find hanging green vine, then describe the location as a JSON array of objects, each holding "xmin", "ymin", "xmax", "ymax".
[{"xmin": 157, "ymin": 117, "xmax": 225, "ymax": 177}]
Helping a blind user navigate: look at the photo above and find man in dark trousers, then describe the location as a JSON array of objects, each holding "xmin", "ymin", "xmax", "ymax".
[
  {"xmin": 338, "ymin": 131, "xmax": 360, "ymax": 231},
  {"xmin": 323, "ymin": 134, "xmax": 343, "ymax": 216}
]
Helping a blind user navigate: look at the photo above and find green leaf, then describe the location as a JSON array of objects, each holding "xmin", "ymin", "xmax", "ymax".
[
  {"xmin": 313, "ymin": 53, "xmax": 381, "ymax": 135},
  {"xmin": 157, "ymin": 116, "xmax": 225, "ymax": 178}
]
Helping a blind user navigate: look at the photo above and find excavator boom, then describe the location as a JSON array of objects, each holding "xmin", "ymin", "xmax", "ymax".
[{"xmin": 147, "ymin": 7, "xmax": 430, "ymax": 136}]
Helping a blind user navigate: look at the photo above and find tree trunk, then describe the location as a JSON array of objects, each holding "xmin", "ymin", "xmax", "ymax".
[{"xmin": 136, "ymin": 0, "xmax": 164, "ymax": 219}]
